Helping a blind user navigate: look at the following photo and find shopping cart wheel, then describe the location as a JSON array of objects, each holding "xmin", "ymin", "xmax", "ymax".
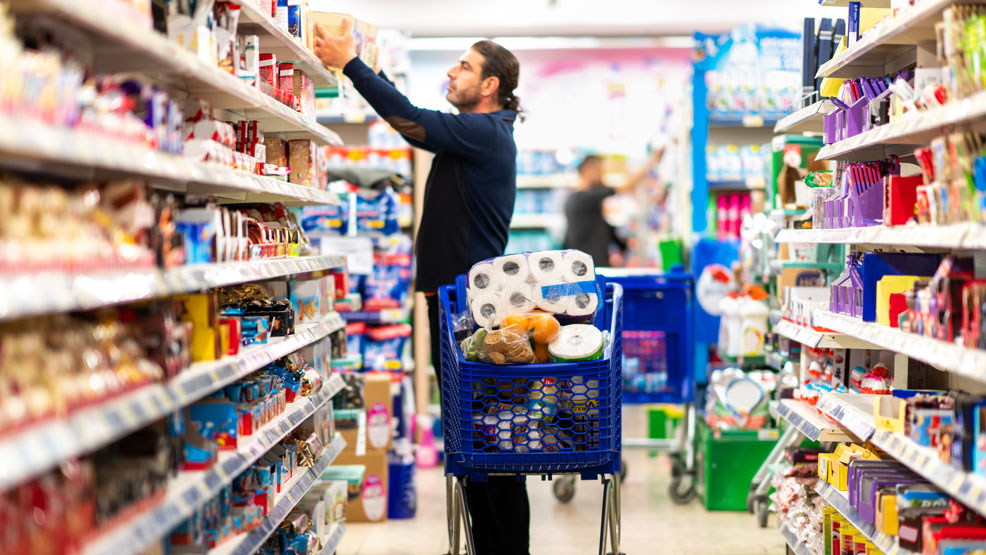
[
  {"xmin": 553, "ymin": 475, "xmax": 577, "ymax": 503},
  {"xmin": 668, "ymin": 455, "xmax": 696, "ymax": 504},
  {"xmin": 755, "ymin": 497, "xmax": 769, "ymax": 528}
]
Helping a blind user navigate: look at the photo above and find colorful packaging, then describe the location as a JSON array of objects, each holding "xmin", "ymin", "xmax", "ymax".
[{"xmin": 363, "ymin": 324, "xmax": 411, "ymax": 371}]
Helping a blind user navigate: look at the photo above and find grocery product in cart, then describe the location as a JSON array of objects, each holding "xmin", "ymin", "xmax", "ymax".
[{"xmin": 438, "ymin": 253, "xmax": 624, "ymax": 554}]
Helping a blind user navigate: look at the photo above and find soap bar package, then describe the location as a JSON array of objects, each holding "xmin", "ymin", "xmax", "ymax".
[{"xmin": 289, "ymin": 139, "xmax": 315, "ymax": 187}]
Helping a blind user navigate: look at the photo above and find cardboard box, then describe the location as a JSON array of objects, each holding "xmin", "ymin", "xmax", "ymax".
[
  {"xmin": 876, "ymin": 276, "xmax": 929, "ymax": 327},
  {"xmin": 363, "ymin": 373, "xmax": 393, "ymax": 452},
  {"xmin": 331, "ymin": 450, "xmax": 388, "ymax": 522}
]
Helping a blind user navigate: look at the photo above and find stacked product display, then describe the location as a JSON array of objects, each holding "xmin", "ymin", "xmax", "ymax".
[
  {"xmin": 0, "ymin": 0, "xmax": 380, "ymax": 553},
  {"xmin": 756, "ymin": 2, "xmax": 986, "ymax": 554}
]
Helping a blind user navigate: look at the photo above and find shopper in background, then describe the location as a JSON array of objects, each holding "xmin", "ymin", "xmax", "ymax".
[
  {"xmin": 563, "ymin": 147, "xmax": 666, "ymax": 267},
  {"xmin": 315, "ymin": 21, "xmax": 529, "ymax": 555}
]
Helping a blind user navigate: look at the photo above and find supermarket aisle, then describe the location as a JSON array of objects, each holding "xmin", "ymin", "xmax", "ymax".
[{"xmin": 341, "ymin": 408, "xmax": 785, "ymax": 554}]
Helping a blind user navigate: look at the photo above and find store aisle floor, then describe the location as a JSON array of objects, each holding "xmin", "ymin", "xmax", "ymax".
[{"xmin": 340, "ymin": 408, "xmax": 786, "ymax": 554}]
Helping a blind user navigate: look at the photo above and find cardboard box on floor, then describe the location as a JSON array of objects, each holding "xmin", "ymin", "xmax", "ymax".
[
  {"xmin": 333, "ymin": 449, "xmax": 388, "ymax": 523},
  {"xmin": 363, "ymin": 372, "xmax": 393, "ymax": 452}
]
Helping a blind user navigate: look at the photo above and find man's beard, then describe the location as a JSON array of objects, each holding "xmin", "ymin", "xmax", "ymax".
[{"xmin": 448, "ymin": 85, "xmax": 481, "ymax": 111}]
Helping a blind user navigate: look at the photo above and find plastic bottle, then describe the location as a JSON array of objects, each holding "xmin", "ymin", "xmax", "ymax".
[
  {"xmin": 718, "ymin": 293, "xmax": 743, "ymax": 357},
  {"xmin": 739, "ymin": 297, "xmax": 769, "ymax": 356},
  {"xmin": 717, "ymin": 195, "xmax": 729, "ymax": 240}
]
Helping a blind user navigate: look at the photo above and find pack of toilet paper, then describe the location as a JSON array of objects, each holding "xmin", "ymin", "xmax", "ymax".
[{"xmin": 466, "ymin": 249, "xmax": 599, "ymax": 329}]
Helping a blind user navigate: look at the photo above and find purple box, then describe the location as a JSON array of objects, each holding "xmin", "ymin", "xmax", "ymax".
[
  {"xmin": 859, "ymin": 476, "xmax": 922, "ymax": 523},
  {"xmin": 847, "ymin": 460, "xmax": 907, "ymax": 506}
]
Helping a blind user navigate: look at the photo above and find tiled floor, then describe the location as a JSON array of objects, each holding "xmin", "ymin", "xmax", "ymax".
[{"xmin": 340, "ymin": 408, "xmax": 786, "ymax": 554}]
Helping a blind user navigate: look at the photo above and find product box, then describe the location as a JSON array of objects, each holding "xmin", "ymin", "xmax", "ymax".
[
  {"xmin": 329, "ymin": 451, "xmax": 388, "ymax": 523},
  {"xmin": 873, "ymin": 395, "xmax": 907, "ymax": 434},
  {"xmin": 363, "ymin": 373, "xmax": 393, "ymax": 452},
  {"xmin": 876, "ymin": 276, "xmax": 930, "ymax": 327},
  {"xmin": 289, "ymin": 278, "xmax": 322, "ymax": 324},
  {"xmin": 316, "ymin": 467, "xmax": 366, "ymax": 526}
]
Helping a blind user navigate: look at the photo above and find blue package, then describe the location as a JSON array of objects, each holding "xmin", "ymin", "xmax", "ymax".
[
  {"xmin": 355, "ymin": 189, "xmax": 400, "ymax": 236},
  {"xmin": 363, "ymin": 324, "xmax": 411, "ymax": 370},
  {"xmin": 364, "ymin": 254, "xmax": 412, "ymax": 310},
  {"xmin": 287, "ymin": 0, "xmax": 300, "ymax": 37},
  {"xmin": 300, "ymin": 204, "xmax": 347, "ymax": 234}
]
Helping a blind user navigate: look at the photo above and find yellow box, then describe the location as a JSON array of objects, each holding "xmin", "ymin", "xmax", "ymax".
[
  {"xmin": 875, "ymin": 491, "xmax": 898, "ymax": 536},
  {"xmin": 874, "ymin": 396, "xmax": 907, "ymax": 434},
  {"xmin": 876, "ymin": 275, "xmax": 929, "ymax": 326},
  {"xmin": 190, "ymin": 325, "xmax": 218, "ymax": 362},
  {"xmin": 831, "ymin": 459, "xmax": 850, "ymax": 491},
  {"xmin": 819, "ymin": 453, "xmax": 836, "ymax": 481}
]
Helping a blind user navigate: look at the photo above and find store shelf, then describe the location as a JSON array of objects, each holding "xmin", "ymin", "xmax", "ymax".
[
  {"xmin": 816, "ymin": 0, "xmax": 965, "ymax": 79},
  {"xmin": 210, "ymin": 436, "xmax": 346, "ymax": 555},
  {"xmin": 773, "ymin": 320, "xmax": 880, "ymax": 349},
  {"xmin": 0, "ymin": 255, "xmax": 346, "ymax": 321},
  {"xmin": 0, "ymin": 114, "xmax": 343, "ymax": 205},
  {"xmin": 774, "ymin": 224, "xmax": 986, "ymax": 249},
  {"xmin": 708, "ymin": 115, "xmax": 780, "ymax": 128},
  {"xmin": 516, "ymin": 174, "xmax": 577, "ymax": 189},
  {"xmin": 319, "ymin": 523, "xmax": 347, "ymax": 555},
  {"xmin": 708, "ymin": 177, "xmax": 766, "ymax": 190},
  {"xmin": 812, "ymin": 309, "xmax": 986, "ymax": 386},
  {"xmin": 777, "ymin": 522, "xmax": 812, "ymax": 555},
  {"xmin": 775, "ymin": 399, "xmax": 855, "ymax": 442},
  {"xmin": 9, "ymin": 0, "xmax": 342, "ymax": 146},
  {"xmin": 84, "ymin": 387, "xmax": 346, "ymax": 555},
  {"xmin": 339, "ymin": 308, "xmax": 411, "ymax": 323},
  {"xmin": 814, "ymin": 480, "xmax": 914, "ymax": 555},
  {"xmin": 0, "ymin": 321, "xmax": 344, "ymax": 491},
  {"xmin": 819, "ymin": 0, "xmax": 890, "ymax": 6},
  {"xmin": 815, "ymin": 392, "xmax": 878, "ymax": 441},
  {"xmin": 818, "ymin": 392, "xmax": 986, "ymax": 517},
  {"xmin": 510, "ymin": 213, "xmax": 565, "ymax": 229},
  {"xmin": 236, "ymin": 2, "xmax": 340, "ymax": 88},
  {"xmin": 817, "ymin": 90, "xmax": 986, "ymax": 162},
  {"xmin": 773, "ymin": 99, "xmax": 836, "ymax": 134}
]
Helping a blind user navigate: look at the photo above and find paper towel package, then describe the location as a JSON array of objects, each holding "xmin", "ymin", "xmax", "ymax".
[{"xmin": 466, "ymin": 250, "xmax": 599, "ymax": 328}]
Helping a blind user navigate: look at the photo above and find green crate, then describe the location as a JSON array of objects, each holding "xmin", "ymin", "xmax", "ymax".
[
  {"xmin": 647, "ymin": 404, "xmax": 684, "ymax": 440},
  {"xmin": 696, "ymin": 419, "xmax": 779, "ymax": 511}
]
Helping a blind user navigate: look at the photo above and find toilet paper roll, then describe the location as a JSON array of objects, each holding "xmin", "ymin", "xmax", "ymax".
[
  {"xmin": 529, "ymin": 250, "xmax": 566, "ymax": 283},
  {"xmin": 500, "ymin": 280, "xmax": 535, "ymax": 314},
  {"xmin": 567, "ymin": 290, "xmax": 599, "ymax": 317},
  {"xmin": 561, "ymin": 250, "xmax": 596, "ymax": 282},
  {"xmin": 470, "ymin": 292, "xmax": 506, "ymax": 329},
  {"xmin": 467, "ymin": 262, "xmax": 497, "ymax": 305},
  {"xmin": 492, "ymin": 254, "xmax": 531, "ymax": 282}
]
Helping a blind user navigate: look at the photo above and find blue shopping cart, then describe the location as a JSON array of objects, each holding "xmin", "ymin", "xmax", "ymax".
[
  {"xmin": 550, "ymin": 267, "xmax": 698, "ymax": 505},
  {"xmin": 438, "ymin": 275, "xmax": 624, "ymax": 555}
]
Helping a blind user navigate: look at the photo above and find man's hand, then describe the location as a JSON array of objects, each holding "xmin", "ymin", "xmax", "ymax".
[{"xmin": 314, "ymin": 18, "xmax": 358, "ymax": 70}]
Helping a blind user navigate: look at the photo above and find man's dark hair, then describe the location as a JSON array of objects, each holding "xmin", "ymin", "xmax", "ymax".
[
  {"xmin": 578, "ymin": 154, "xmax": 603, "ymax": 174},
  {"xmin": 470, "ymin": 40, "xmax": 522, "ymax": 115}
]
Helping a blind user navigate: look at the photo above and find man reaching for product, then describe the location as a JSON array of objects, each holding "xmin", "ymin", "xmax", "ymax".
[{"xmin": 315, "ymin": 20, "xmax": 529, "ymax": 555}]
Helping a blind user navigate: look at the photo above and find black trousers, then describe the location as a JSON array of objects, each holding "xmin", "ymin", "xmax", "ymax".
[{"xmin": 426, "ymin": 294, "xmax": 530, "ymax": 555}]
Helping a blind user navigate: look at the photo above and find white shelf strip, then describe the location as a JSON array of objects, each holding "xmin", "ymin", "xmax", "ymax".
[
  {"xmin": 210, "ymin": 435, "xmax": 347, "ymax": 555},
  {"xmin": 0, "ymin": 115, "xmax": 343, "ymax": 205},
  {"xmin": 515, "ymin": 174, "xmax": 577, "ymax": 189},
  {"xmin": 775, "ymin": 399, "xmax": 855, "ymax": 442},
  {"xmin": 817, "ymin": 0, "xmax": 971, "ymax": 79},
  {"xmin": 774, "ymin": 224, "xmax": 986, "ymax": 249},
  {"xmin": 814, "ymin": 480, "xmax": 915, "ymax": 555},
  {"xmin": 773, "ymin": 99, "xmax": 836, "ymax": 134},
  {"xmin": 813, "ymin": 309, "xmax": 986, "ymax": 386},
  {"xmin": 0, "ymin": 320, "xmax": 344, "ymax": 491},
  {"xmin": 774, "ymin": 320, "xmax": 879, "ymax": 350},
  {"xmin": 816, "ymin": 90, "xmax": 986, "ymax": 162},
  {"xmin": 817, "ymin": 391, "xmax": 986, "ymax": 518},
  {"xmin": 0, "ymin": 255, "xmax": 346, "ymax": 321},
  {"xmin": 777, "ymin": 522, "xmax": 812, "ymax": 555},
  {"xmin": 12, "ymin": 0, "xmax": 341, "ymax": 145},
  {"xmin": 815, "ymin": 393, "xmax": 878, "ymax": 441},
  {"xmin": 320, "ymin": 523, "xmax": 347, "ymax": 555},
  {"xmin": 237, "ymin": 2, "xmax": 339, "ymax": 88},
  {"xmin": 83, "ymin": 380, "xmax": 345, "ymax": 555}
]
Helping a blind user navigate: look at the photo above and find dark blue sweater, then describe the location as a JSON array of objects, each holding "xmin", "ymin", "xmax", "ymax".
[{"xmin": 343, "ymin": 58, "xmax": 517, "ymax": 292}]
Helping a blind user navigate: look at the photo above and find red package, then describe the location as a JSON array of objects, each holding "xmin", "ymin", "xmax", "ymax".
[
  {"xmin": 278, "ymin": 63, "xmax": 294, "ymax": 95},
  {"xmin": 259, "ymin": 54, "xmax": 277, "ymax": 88}
]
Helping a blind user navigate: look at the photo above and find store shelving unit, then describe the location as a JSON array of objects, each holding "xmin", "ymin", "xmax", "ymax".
[
  {"xmin": 775, "ymin": 399, "xmax": 855, "ymax": 442},
  {"xmin": 773, "ymin": 320, "xmax": 879, "ymax": 349},
  {"xmin": 210, "ymin": 436, "xmax": 346, "ymax": 555},
  {"xmin": 0, "ymin": 255, "xmax": 347, "ymax": 321},
  {"xmin": 340, "ymin": 307, "xmax": 411, "ymax": 323},
  {"xmin": 812, "ymin": 310, "xmax": 986, "ymax": 386},
  {"xmin": 84, "ymin": 390, "xmax": 346, "ymax": 555},
  {"xmin": 0, "ymin": 115, "xmax": 344, "ymax": 205},
  {"xmin": 237, "ymin": 2, "xmax": 340, "ymax": 88},
  {"xmin": 516, "ymin": 173, "xmax": 577, "ymax": 189},
  {"xmin": 8, "ymin": 0, "xmax": 342, "ymax": 145},
  {"xmin": 773, "ymin": 99, "xmax": 836, "ymax": 135},
  {"xmin": 778, "ymin": 522, "xmax": 813, "ymax": 555},
  {"xmin": 814, "ymin": 480, "xmax": 914, "ymax": 554},
  {"xmin": 815, "ymin": 0, "xmax": 957, "ymax": 80},
  {"xmin": 774, "ymin": 223, "xmax": 986, "ymax": 249},
  {"xmin": 509, "ymin": 213, "xmax": 566, "ymax": 230},
  {"xmin": 319, "ymin": 524, "xmax": 347, "ymax": 555},
  {"xmin": 816, "ymin": 392, "xmax": 986, "ymax": 515},
  {"xmin": 0, "ymin": 319, "xmax": 345, "ymax": 490}
]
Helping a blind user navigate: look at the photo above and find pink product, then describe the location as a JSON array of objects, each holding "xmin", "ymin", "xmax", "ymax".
[
  {"xmin": 278, "ymin": 63, "xmax": 294, "ymax": 95},
  {"xmin": 259, "ymin": 54, "xmax": 277, "ymax": 89},
  {"xmin": 717, "ymin": 195, "xmax": 729, "ymax": 240}
]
